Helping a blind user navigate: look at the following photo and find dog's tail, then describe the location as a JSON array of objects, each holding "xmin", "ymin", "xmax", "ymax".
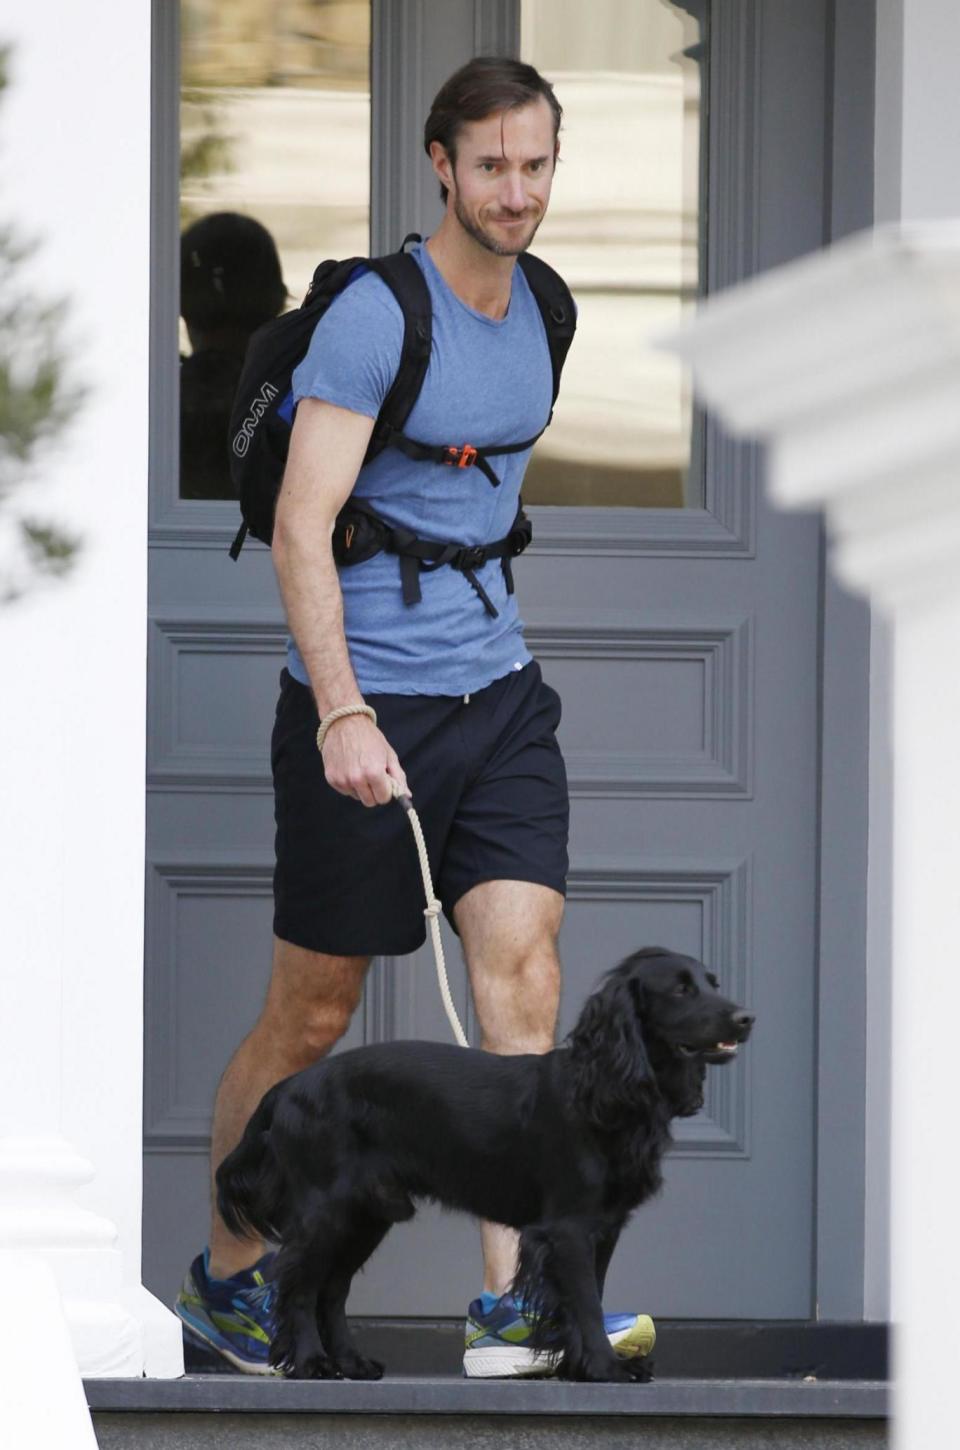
[{"xmin": 215, "ymin": 1085, "xmax": 287, "ymax": 1242}]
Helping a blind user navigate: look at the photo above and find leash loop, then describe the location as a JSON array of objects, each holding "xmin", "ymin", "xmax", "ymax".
[{"xmin": 390, "ymin": 779, "xmax": 468, "ymax": 1047}]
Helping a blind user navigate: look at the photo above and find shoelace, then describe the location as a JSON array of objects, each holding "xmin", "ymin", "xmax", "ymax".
[{"xmin": 236, "ymin": 1278, "xmax": 276, "ymax": 1323}]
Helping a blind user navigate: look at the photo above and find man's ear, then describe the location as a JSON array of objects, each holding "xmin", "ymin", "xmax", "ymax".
[{"xmin": 428, "ymin": 140, "xmax": 455, "ymax": 193}]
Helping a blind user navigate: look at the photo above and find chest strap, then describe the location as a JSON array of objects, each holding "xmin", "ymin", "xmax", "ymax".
[
  {"xmin": 333, "ymin": 498, "xmax": 532, "ymax": 617},
  {"xmin": 373, "ymin": 421, "xmax": 546, "ymax": 489}
]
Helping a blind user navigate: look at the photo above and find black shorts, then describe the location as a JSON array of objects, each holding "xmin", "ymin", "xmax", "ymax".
[{"xmin": 271, "ymin": 661, "xmax": 569, "ymax": 957}]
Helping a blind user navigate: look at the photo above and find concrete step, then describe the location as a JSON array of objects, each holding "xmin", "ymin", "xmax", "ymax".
[
  {"xmin": 88, "ymin": 1321, "xmax": 890, "ymax": 1447},
  {"xmin": 87, "ymin": 1374, "xmax": 888, "ymax": 1449}
]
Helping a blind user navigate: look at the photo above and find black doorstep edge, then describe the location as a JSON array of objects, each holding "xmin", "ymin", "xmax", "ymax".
[{"xmin": 178, "ymin": 1318, "xmax": 889, "ymax": 1382}]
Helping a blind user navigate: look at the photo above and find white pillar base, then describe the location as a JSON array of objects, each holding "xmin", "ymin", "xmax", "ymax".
[
  {"xmin": 0, "ymin": 1134, "xmax": 183, "ymax": 1378},
  {"xmin": 120, "ymin": 1282, "xmax": 186, "ymax": 1379},
  {"xmin": 0, "ymin": 1251, "xmax": 99, "ymax": 1448}
]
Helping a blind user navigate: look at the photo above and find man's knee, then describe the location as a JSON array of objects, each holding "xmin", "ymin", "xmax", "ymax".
[
  {"xmin": 260, "ymin": 936, "xmax": 371, "ymax": 1067},
  {"xmin": 494, "ymin": 946, "xmax": 561, "ymax": 1050},
  {"xmin": 455, "ymin": 881, "xmax": 564, "ymax": 1054},
  {"xmin": 468, "ymin": 941, "xmax": 562, "ymax": 1056},
  {"xmin": 455, "ymin": 879, "xmax": 564, "ymax": 960}
]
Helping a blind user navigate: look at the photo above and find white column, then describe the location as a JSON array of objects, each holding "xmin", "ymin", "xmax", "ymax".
[
  {"xmin": 876, "ymin": 0, "xmax": 960, "ymax": 224},
  {"xmin": 0, "ymin": 1254, "xmax": 100, "ymax": 1447},
  {"xmin": 659, "ymin": 219, "xmax": 960, "ymax": 1449},
  {"xmin": 0, "ymin": 2, "xmax": 182, "ymax": 1377}
]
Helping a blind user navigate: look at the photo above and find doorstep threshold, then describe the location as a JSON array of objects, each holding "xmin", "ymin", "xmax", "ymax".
[{"xmin": 85, "ymin": 1374, "xmax": 888, "ymax": 1419}]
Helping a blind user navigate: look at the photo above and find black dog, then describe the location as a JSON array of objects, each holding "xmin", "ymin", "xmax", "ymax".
[{"xmin": 216, "ymin": 947, "xmax": 754, "ymax": 1381}]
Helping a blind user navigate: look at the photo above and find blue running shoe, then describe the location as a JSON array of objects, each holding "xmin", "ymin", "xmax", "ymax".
[
  {"xmin": 462, "ymin": 1291, "xmax": 656, "ymax": 1378},
  {"xmin": 174, "ymin": 1247, "xmax": 279, "ymax": 1375}
]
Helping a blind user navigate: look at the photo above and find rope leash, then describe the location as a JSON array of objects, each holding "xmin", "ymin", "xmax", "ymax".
[
  {"xmin": 314, "ymin": 703, "xmax": 467, "ymax": 1047},
  {"xmin": 390, "ymin": 780, "xmax": 469, "ymax": 1048}
]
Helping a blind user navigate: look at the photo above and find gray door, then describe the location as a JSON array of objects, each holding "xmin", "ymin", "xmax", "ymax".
[{"xmin": 145, "ymin": 0, "xmax": 858, "ymax": 1321}]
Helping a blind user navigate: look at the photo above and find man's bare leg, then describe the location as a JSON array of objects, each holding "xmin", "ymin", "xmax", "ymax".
[
  {"xmin": 454, "ymin": 879, "xmax": 563, "ymax": 1295},
  {"xmin": 207, "ymin": 936, "xmax": 371, "ymax": 1280}
]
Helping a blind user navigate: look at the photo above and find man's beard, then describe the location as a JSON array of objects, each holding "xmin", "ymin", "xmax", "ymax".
[{"xmin": 453, "ymin": 191, "xmax": 543, "ymax": 257}]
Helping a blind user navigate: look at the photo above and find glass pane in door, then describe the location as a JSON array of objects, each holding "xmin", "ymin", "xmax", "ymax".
[
  {"xmin": 179, "ymin": 0, "xmax": 370, "ymax": 500},
  {"xmin": 521, "ymin": 0, "xmax": 706, "ymax": 507}
]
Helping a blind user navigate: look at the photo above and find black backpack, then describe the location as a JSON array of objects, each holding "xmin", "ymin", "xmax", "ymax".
[{"xmin": 227, "ymin": 234, "xmax": 576, "ymax": 564}]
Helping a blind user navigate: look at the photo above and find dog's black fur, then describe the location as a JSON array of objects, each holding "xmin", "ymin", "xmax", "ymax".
[{"xmin": 216, "ymin": 947, "xmax": 754, "ymax": 1381}]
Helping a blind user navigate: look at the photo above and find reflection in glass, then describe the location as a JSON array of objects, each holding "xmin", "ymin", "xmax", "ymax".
[
  {"xmin": 179, "ymin": 0, "xmax": 371, "ymax": 500},
  {"xmin": 521, "ymin": 0, "xmax": 706, "ymax": 508}
]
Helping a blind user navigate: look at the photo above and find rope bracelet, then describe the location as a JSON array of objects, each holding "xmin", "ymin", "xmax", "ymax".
[{"xmin": 316, "ymin": 702, "xmax": 378, "ymax": 754}]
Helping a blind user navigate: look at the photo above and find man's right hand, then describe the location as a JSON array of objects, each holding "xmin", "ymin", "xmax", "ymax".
[{"xmin": 319, "ymin": 714, "xmax": 410, "ymax": 807}]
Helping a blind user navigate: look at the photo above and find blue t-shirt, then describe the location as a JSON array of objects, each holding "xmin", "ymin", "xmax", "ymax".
[{"xmin": 287, "ymin": 240, "xmax": 552, "ymax": 696}]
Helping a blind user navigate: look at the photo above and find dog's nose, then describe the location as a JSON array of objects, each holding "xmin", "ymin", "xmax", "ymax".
[{"xmin": 732, "ymin": 1011, "xmax": 755, "ymax": 1032}]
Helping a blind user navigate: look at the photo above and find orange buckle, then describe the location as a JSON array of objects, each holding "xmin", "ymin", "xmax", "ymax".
[{"xmin": 444, "ymin": 444, "xmax": 477, "ymax": 469}]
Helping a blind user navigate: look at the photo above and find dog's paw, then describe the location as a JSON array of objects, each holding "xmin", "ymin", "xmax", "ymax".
[
  {"xmin": 568, "ymin": 1351, "xmax": 655, "ymax": 1384},
  {"xmin": 622, "ymin": 1353, "xmax": 655, "ymax": 1383},
  {"xmin": 334, "ymin": 1351, "xmax": 384, "ymax": 1381},
  {"xmin": 564, "ymin": 1352, "xmax": 635, "ymax": 1383},
  {"xmin": 292, "ymin": 1351, "xmax": 340, "ymax": 1380}
]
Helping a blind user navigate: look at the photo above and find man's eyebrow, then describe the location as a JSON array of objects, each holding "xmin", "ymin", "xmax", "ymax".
[{"xmin": 474, "ymin": 153, "xmax": 551, "ymax": 164}]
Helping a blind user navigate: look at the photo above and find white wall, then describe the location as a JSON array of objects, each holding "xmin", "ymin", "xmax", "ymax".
[
  {"xmin": 899, "ymin": 0, "xmax": 960, "ymax": 220},
  {"xmin": 865, "ymin": 0, "xmax": 960, "ymax": 1321},
  {"xmin": 873, "ymin": 0, "xmax": 904, "ymax": 225},
  {"xmin": 0, "ymin": 0, "xmax": 152, "ymax": 1295},
  {"xmin": 876, "ymin": 0, "xmax": 960, "ymax": 222}
]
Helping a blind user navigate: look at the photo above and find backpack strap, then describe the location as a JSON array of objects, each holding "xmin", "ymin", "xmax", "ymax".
[
  {"xmin": 364, "ymin": 246, "xmax": 433, "ymax": 462},
  {"xmin": 334, "ymin": 497, "xmax": 533, "ymax": 617},
  {"xmin": 364, "ymin": 251, "xmax": 575, "ymax": 489},
  {"xmin": 387, "ymin": 503, "xmax": 531, "ymax": 615},
  {"xmin": 228, "ymin": 521, "xmax": 249, "ymax": 560},
  {"xmin": 516, "ymin": 252, "xmax": 577, "ymax": 420},
  {"xmin": 373, "ymin": 422, "xmax": 545, "ymax": 489}
]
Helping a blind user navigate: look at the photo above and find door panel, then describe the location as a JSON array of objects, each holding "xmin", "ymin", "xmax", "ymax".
[{"xmin": 146, "ymin": 0, "xmax": 833, "ymax": 1320}]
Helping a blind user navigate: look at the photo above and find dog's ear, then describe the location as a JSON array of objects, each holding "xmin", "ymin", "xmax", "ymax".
[
  {"xmin": 675, "ymin": 1058, "xmax": 707, "ymax": 1118},
  {"xmin": 567, "ymin": 969, "xmax": 654, "ymax": 1127}
]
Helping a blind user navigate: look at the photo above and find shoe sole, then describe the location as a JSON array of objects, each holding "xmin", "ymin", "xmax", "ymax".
[
  {"xmin": 463, "ymin": 1345, "xmax": 560, "ymax": 1378},
  {"xmin": 463, "ymin": 1315, "xmax": 655, "ymax": 1378},
  {"xmin": 175, "ymin": 1305, "xmax": 281, "ymax": 1377}
]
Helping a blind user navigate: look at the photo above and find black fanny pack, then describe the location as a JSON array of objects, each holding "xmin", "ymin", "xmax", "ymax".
[{"xmin": 331, "ymin": 498, "xmax": 532, "ymax": 619}]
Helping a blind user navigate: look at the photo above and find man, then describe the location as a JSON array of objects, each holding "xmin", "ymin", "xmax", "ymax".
[{"xmin": 175, "ymin": 55, "xmax": 653, "ymax": 1379}]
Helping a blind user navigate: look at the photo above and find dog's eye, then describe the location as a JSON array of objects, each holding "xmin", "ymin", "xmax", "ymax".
[{"xmin": 674, "ymin": 981, "xmax": 695, "ymax": 997}]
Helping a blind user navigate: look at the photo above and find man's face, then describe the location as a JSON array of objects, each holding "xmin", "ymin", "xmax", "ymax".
[{"xmin": 433, "ymin": 97, "xmax": 558, "ymax": 257}]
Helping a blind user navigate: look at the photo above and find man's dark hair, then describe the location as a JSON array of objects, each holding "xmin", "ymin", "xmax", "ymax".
[{"xmin": 424, "ymin": 56, "xmax": 562, "ymax": 204}]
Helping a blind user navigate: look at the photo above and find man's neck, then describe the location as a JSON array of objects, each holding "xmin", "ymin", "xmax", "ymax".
[{"xmin": 426, "ymin": 218, "xmax": 517, "ymax": 321}]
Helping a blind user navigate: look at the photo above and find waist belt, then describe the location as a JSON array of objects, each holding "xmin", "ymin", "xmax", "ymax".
[{"xmin": 332, "ymin": 498, "xmax": 533, "ymax": 618}]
